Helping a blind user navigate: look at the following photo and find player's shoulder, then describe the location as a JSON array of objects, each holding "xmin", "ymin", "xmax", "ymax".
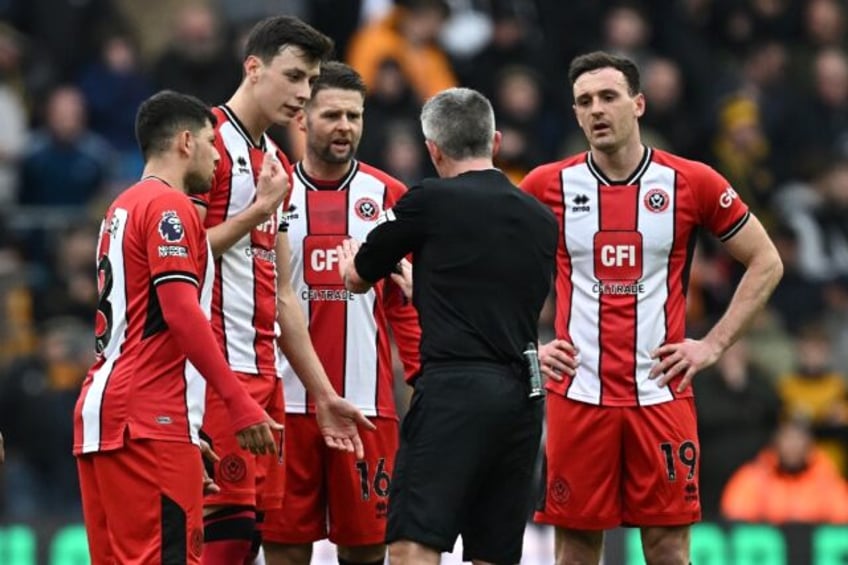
[
  {"xmin": 522, "ymin": 154, "xmax": 587, "ymax": 187},
  {"xmin": 356, "ymin": 161, "xmax": 408, "ymax": 193},
  {"xmin": 650, "ymin": 148, "xmax": 722, "ymax": 182},
  {"xmin": 211, "ymin": 105, "xmax": 228, "ymax": 130}
]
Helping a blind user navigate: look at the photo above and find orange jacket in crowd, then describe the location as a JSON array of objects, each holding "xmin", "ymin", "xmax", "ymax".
[
  {"xmin": 347, "ymin": 6, "xmax": 457, "ymax": 102},
  {"xmin": 721, "ymin": 447, "xmax": 848, "ymax": 524}
]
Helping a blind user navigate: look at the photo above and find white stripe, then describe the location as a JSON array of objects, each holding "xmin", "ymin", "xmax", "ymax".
[
  {"xmin": 281, "ymin": 175, "xmax": 309, "ymax": 411},
  {"xmin": 635, "ymin": 163, "xmax": 675, "ymax": 405},
  {"xmin": 343, "ymin": 173, "xmax": 387, "ymax": 415},
  {"xmin": 344, "ymin": 290, "xmax": 378, "ymax": 416},
  {"xmin": 560, "ymin": 165, "xmax": 603, "ymax": 404},
  {"xmin": 154, "ymin": 273, "xmax": 199, "ymax": 286},
  {"xmin": 81, "ymin": 208, "xmax": 129, "ymax": 452},
  {"xmin": 219, "ymin": 123, "xmax": 259, "ymax": 373}
]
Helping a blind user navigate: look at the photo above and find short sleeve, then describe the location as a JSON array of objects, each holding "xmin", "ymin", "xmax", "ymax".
[
  {"xmin": 354, "ymin": 185, "xmax": 428, "ymax": 283},
  {"xmin": 145, "ymin": 191, "xmax": 204, "ymax": 287},
  {"xmin": 692, "ymin": 164, "xmax": 750, "ymax": 242}
]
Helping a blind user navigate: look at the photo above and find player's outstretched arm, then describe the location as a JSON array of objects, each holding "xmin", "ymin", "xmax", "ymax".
[
  {"xmin": 275, "ymin": 232, "xmax": 376, "ymax": 459},
  {"xmin": 196, "ymin": 152, "xmax": 288, "ymax": 258},
  {"xmin": 156, "ymin": 280, "xmax": 282, "ymax": 455}
]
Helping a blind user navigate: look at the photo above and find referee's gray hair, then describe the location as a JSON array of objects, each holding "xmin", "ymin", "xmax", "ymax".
[{"xmin": 420, "ymin": 87, "xmax": 495, "ymax": 160}]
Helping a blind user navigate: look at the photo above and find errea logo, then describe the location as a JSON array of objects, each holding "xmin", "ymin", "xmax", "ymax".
[
  {"xmin": 719, "ymin": 186, "xmax": 738, "ymax": 208},
  {"xmin": 571, "ymin": 193, "xmax": 590, "ymax": 213}
]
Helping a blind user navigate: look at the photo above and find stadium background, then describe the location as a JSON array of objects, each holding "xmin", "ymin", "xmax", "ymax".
[{"xmin": 1, "ymin": 0, "xmax": 848, "ymax": 562}]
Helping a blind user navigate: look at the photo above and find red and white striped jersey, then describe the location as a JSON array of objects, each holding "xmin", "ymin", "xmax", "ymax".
[
  {"xmin": 73, "ymin": 179, "xmax": 214, "ymax": 454},
  {"xmin": 521, "ymin": 147, "xmax": 750, "ymax": 407},
  {"xmin": 193, "ymin": 105, "xmax": 292, "ymax": 376},
  {"xmin": 281, "ymin": 160, "xmax": 421, "ymax": 419}
]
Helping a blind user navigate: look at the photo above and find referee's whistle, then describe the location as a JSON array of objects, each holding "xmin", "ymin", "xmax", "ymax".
[{"xmin": 524, "ymin": 342, "xmax": 545, "ymax": 400}]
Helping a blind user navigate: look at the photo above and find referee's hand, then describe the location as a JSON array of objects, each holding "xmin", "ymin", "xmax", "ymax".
[{"xmin": 235, "ymin": 414, "xmax": 284, "ymax": 456}]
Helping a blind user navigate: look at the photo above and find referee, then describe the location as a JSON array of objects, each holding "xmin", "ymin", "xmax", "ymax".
[{"xmin": 338, "ymin": 87, "xmax": 557, "ymax": 565}]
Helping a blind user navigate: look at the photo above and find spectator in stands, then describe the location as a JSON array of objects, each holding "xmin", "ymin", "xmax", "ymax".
[
  {"xmin": 781, "ymin": 157, "xmax": 848, "ymax": 281},
  {"xmin": 77, "ymin": 30, "xmax": 153, "ymax": 185},
  {"xmin": 19, "ymin": 85, "xmax": 113, "ymax": 208},
  {"xmin": 778, "ymin": 322, "xmax": 848, "ymax": 473},
  {"xmin": 0, "ymin": 23, "xmax": 27, "ymax": 206},
  {"xmin": 766, "ymin": 224, "xmax": 826, "ymax": 334},
  {"xmin": 152, "ymin": 3, "xmax": 240, "ymax": 105},
  {"xmin": 721, "ymin": 418, "xmax": 848, "ymax": 524},
  {"xmin": 694, "ymin": 339, "xmax": 782, "ymax": 519},
  {"xmin": 347, "ymin": 0, "xmax": 457, "ymax": 103},
  {"xmin": 0, "ymin": 317, "xmax": 91, "ymax": 520},
  {"xmin": 491, "ymin": 65, "xmax": 551, "ymax": 183}
]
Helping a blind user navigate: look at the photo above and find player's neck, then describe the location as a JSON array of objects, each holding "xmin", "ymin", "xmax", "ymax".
[
  {"xmin": 590, "ymin": 141, "xmax": 646, "ymax": 183},
  {"xmin": 227, "ymin": 88, "xmax": 272, "ymax": 145},
  {"xmin": 437, "ymin": 158, "xmax": 495, "ymax": 179},
  {"xmin": 141, "ymin": 163, "xmax": 184, "ymax": 193},
  {"xmin": 301, "ymin": 154, "xmax": 352, "ymax": 182}
]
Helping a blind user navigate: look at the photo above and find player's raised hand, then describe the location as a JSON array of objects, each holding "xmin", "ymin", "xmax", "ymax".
[
  {"xmin": 254, "ymin": 152, "xmax": 287, "ymax": 218},
  {"xmin": 315, "ymin": 395, "xmax": 376, "ymax": 460},
  {"xmin": 336, "ymin": 238, "xmax": 361, "ymax": 279},
  {"xmin": 649, "ymin": 338, "xmax": 722, "ymax": 393},
  {"xmin": 235, "ymin": 413, "xmax": 284, "ymax": 456},
  {"xmin": 539, "ymin": 339, "xmax": 579, "ymax": 382}
]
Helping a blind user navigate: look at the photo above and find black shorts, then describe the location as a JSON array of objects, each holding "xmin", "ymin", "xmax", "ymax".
[{"xmin": 386, "ymin": 361, "xmax": 543, "ymax": 564}]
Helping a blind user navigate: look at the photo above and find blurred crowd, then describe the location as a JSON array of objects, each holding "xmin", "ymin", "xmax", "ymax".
[{"xmin": 1, "ymin": 0, "xmax": 848, "ymax": 528}]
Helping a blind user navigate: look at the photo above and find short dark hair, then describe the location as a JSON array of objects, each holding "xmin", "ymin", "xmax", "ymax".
[
  {"xmin": 308, "ymin": 61, "xmax": 366, "ymax": 101},
  {"xmin": 135, "ymin": 90, "xmax": 216, "ymax": 160},
  {"xmin": 244, "ymin": 15, "xmax": 334, "ymax": 65},
  {"xmin": 568, "ymin": 51, "xmax": 641, "ymax": 95}
]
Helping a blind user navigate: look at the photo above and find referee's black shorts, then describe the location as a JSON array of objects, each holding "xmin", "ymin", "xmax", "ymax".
[{"xmin": 386, "ymin": 361, "xmax": 544, "ymax": 564}]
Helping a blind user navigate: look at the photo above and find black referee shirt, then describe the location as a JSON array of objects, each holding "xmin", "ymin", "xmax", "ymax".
[{"xmin": 354, "ymin": 168, "xmax": 557, "ymax": 367}]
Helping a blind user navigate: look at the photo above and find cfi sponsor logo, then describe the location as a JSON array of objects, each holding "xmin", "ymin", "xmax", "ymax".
[{"xmin": 158, "ymin": 211, "xmax": 185, "ymax": 243}]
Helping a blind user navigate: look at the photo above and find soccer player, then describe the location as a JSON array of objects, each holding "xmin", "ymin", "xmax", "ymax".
[
  {"xmin": 340, "ymin": 87, "xmax": 557, "ymax": 565},
  {"xmin": 192, "ymin": 17, "xmax": 374, "ymax": 564},
  {"xmin": 73, "ymin": 90, "xmax": 281, "ymax": 565},
  {"xmin": 0, "ymin": 430, "xmax": 4, "ymax": 464},
  {"xmin": 261, "ymin": 62, "xmax": 421, "ymax": 565},
  {"xmin": 521, "ymin": 51, "xmax": 784, "ymax": 564}
]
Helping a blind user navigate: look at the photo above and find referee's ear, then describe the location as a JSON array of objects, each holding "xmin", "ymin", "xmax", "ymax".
[
  {"xmin": 425, "ymin": 139, "xmax": 442, "ymax": 169},
  {"xmin": 492, "ymin": 130, "xmax": 502, "ymax": 158}
]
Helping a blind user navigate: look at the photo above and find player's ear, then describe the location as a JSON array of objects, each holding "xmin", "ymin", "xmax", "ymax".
[
  {"xmin": 492, "ymin": 130, "xmax": 502, "ymax": 158},
  {"xmin": 425, "ymin": 139, "xmax": 441, "ymax": 167},
  {"xmin": 244, "ymin": 54, "xmax": 262, "ymax": 84},
  {"xmin": 177, "ymin": 130, "xmax": 193, "ymax": 157},
  {"xmin": 634, "ymin": 92, "xmax": 646, "ymax": 118}
]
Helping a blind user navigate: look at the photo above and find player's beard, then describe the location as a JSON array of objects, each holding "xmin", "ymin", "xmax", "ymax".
[
  {"xmin": 314, "ymin": 140, "xmax": 357, "ymax": 165},
  {"xmin": 185, "ymin": 170, "xmax": 213, "ymax": 195}
]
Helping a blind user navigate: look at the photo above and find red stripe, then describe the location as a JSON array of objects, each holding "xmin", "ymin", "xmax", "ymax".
[
  {"xmin": 306, "ymin": 191, "xmax": 349, "ymax": 408},
  {"xmin": 598, "ymin": 185, "xmax": 638, "ymax": 404}
]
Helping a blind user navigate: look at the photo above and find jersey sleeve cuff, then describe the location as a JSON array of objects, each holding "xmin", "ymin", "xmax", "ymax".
[
  {"xmin": 152, "ymin": 271, "xmax": 200, "ymax": 287},
  {"xmin": 718, "ymin": 211, "xmax": 750, "ymax": 242},
  {"xmin": 189, "ymin": 196, "xmax": 208, "ymax": 208}
]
